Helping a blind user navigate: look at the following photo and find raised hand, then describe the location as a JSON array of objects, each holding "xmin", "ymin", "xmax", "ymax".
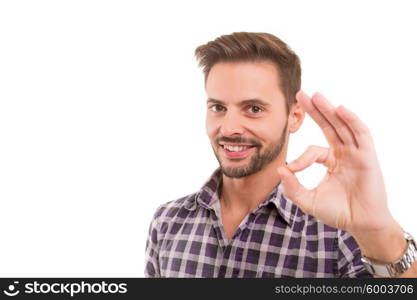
[{"xmin": 277, "ymin": 91, "xmax": 395, "ymax": 235}]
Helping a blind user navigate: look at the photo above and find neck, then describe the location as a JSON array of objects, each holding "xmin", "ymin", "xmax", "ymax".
[{"xmin": 220, "ymin": 153, "xmax": 287, "ymax": 216}]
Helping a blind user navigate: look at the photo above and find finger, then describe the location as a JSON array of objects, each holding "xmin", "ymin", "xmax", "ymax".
[
  {"xmin": 312, "ymin": 93, "xmax": 359, "ymax": 147},
  {"xmin": 297, "ymin": 90, "xmax": 343, "ymax": 147},
  {"xmin": 286, "ymin": 145, "xmax": 330, "ymax": 172},
  {"xmin": 277, "ymin": 166, "xmax": 314, "ymax": 215},
  {"xmin": 335, "ymin": 105, "xmax": 374, "ymax": 150}
]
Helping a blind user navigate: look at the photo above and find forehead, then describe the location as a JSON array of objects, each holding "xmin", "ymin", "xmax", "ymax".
[{"xmin": 205, "ymin": 61, "xmax": 284, "ymax": 103}]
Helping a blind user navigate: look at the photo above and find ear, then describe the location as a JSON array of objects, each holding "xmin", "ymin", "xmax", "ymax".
[{"xmin": 288, "ymin": 101, "xmax": 305, "ymax": 133}]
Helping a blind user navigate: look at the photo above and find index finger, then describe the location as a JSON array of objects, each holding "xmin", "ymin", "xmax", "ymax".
[{"xmin": 296, "ymin": 90, "xmax": 343, "ymax": 147}]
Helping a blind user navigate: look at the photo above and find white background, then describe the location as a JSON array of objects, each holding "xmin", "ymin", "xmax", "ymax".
[{"xmin": 0, "ymin": 0, "xmax": 416, "ymax": 276}]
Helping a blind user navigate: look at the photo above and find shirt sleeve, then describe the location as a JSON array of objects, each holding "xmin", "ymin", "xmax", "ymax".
[
  {"xmin": 337, "ymin": 230, "xmax": 373, "ymax": 278},
  {"xmin": 144, "ymin": 208, "xmax": 162, "ymax": 278}
]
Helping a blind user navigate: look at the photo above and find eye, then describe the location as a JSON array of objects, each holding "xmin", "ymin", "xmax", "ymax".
[
  {"xmin": 209, "ymin": 104, "xmax": 226, "ymax": 112},
  {"xmin": 248, "ymin": 105, "xmax": 263, "ymax": 114}
]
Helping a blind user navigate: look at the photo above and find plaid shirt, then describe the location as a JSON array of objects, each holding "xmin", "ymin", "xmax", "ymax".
[{"xmin": 145, "ymin": 167, "xmax": 372, "ymax": 278}]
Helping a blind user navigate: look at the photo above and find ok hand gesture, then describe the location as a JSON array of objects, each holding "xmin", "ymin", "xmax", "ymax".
[{"xmin": 277, "ymin": 91, "xmax": 395, "ymax": 235}]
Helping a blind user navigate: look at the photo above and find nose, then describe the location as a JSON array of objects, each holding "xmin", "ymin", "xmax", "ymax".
[{"xmin": 219, "ymin": 110, "xmax": 245, "ymax": 136}]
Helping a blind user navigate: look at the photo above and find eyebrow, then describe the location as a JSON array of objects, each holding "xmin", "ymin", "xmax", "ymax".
[{"xmin": 206, "ymin": 98, "xmax": 271, "ymax": 107}]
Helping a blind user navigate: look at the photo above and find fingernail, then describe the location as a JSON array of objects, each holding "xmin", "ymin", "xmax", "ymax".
[
  {"xmin": 287, "ymin": 161, "xmax": 296, "ymax": 169},
  {"xmin": 297, "ymin": 90, "xmax": 309, "ymax": 99},
  {"xmin": 340, "ymin": 105, "xmax": 352, "ymax": 113}
]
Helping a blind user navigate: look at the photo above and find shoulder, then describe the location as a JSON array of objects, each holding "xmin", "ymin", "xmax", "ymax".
[{"xmin": 151, "ymin": 191, "xmax": 199, "ymax": 225}]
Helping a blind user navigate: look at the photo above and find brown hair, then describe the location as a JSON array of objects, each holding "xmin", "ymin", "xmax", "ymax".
[{"xmin": 194, "ymin": 32, "xmax": 301, "ymax": 115}]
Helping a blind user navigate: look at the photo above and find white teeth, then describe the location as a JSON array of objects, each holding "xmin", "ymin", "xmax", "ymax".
[{"xmin": 224, "ymin": 145, "xmax": 250, "ymax": 152}]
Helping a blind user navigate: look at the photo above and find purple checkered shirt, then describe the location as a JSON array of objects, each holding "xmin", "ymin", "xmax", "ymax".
[{"xmin": 145, "ymin": 167, "xmax": 372, "ymax": 277}]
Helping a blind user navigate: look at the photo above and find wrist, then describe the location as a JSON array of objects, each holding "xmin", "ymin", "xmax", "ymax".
[
  {"xmin": 360, "ymin": 231, "xmax": 417, "ymax": 277},
  {"xmin": 351, "ymin": 219, "xmax": 407, "ymax": 263}
]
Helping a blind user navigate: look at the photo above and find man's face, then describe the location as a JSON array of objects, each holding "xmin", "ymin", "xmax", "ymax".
[{"xmin": 205, "ymin": 61, "xmax": 289, "ymax": 178}]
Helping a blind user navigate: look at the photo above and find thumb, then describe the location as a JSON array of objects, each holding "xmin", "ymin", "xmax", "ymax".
[{"xmin": 277, "ymin": 166, "xmax": 314, "ymax": 215}]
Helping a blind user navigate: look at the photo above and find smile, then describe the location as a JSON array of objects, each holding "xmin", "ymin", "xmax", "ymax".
[{"xmin": 219, "ymin": 143, "xmax": 256, "ymax": 159}]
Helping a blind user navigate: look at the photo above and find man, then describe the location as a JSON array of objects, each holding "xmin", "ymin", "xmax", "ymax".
[{"xmin": 145, "ymin": 32, "xmax": 417, "ymax": 277}]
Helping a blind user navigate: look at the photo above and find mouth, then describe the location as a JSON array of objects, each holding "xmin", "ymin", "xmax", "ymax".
[{"xmin": 219, "ymin": 143, "xmax": 257, "ymax": 159}]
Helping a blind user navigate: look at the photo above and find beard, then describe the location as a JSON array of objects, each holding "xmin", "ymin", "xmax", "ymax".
[{"xmin": 212, "ymin": 121, "xmax": 288, "ymax": 178}]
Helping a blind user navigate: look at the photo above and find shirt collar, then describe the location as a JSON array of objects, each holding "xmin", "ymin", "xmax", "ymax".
[{"xmin": 184, "ymin": 167, "xmax": 297, "ymax": 227}]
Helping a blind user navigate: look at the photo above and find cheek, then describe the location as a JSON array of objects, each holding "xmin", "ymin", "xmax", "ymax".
[{"xmin": 250, "ymin": 119, "xmax": 285, "ymax": 144}]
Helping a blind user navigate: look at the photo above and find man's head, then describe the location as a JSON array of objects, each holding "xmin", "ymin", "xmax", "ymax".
[{"xmin": 195, "ymin": 32, "xmax": 304, "ymax": 178}]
